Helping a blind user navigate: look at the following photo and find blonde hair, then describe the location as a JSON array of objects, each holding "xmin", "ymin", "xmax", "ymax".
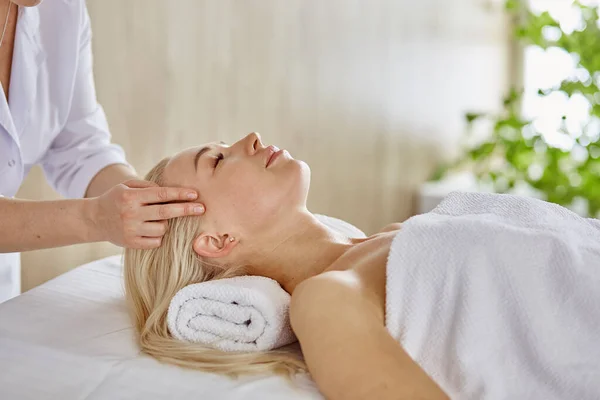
[{"xmin": 123, "ymin": 158, "xmax": 307, "ymax": 378}]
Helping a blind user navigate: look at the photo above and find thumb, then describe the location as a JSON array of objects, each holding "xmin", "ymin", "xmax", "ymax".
[{"xmin": 123, "ymin": 179, "xmax": 158, "ymax": 189}]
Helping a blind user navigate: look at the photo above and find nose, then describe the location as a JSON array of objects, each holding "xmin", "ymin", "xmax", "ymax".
[{"xmin": 242, "ymin": 132, "xmax": 263, "ymax": 155}]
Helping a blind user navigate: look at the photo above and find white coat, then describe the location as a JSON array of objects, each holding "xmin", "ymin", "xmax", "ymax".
[{"xmin": 0, "ymin": 1, "xmax": 128, "ymax": 302}]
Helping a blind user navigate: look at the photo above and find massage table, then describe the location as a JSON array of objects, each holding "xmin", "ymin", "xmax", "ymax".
[{"xmin": 0, "ymin": 255, "xmax": 323, "ymax": 399}]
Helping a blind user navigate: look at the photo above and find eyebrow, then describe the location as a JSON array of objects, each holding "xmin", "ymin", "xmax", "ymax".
[{"xmin": 194, "ymin": 141, "xmax": 227, "ymax": 171}]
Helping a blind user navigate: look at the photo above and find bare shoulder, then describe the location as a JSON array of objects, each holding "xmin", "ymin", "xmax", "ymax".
[
  {"xmin": 289, "ymin": 257, "xmax": 448, "ymax": 400},
  {"xmin": 290, "ymin": 270, "xmax": 369, "ymax": 327},
  {"xmin": 378, "ymin": 222, "xmax": 403, "ymax": 233},
  {"xmin": 291, "ymin": 271, "xmax": 358, "ymax": 316},
  {"xmin": 291, "ymin": 231, "xmax": 396, "ymax": 325}
]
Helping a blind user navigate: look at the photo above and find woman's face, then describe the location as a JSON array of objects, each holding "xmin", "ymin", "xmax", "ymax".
[{"xmin": 162, "ymin": 132, "xmax": 310, "ymax": 246}]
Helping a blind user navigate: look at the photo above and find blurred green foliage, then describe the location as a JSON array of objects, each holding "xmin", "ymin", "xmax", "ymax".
[{"xmin": 433, "ymin": 1, "xmax": 600, "ymax": 217}]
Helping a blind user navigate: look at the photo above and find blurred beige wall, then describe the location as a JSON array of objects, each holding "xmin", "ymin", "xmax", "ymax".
[{"xmin": 18, "ymin": 0, "xmax": 511, "ymax": 290}]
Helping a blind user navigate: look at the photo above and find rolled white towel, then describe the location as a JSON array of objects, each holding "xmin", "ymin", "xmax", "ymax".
[
  {"xmin": 167, "ymin": 214, "xmax": 366, "ymax": 352},
  {"xmin": 167, "ymin": 275, "xmax": 296, "ymax": 352}
]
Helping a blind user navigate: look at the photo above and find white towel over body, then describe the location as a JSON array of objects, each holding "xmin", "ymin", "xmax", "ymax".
[
  {"xmin": 167, "ymin": 276, "xmax": 296, "ymax": 352},
  {"xmin": 386, "ymin": 192, "xmax": 600, "ymax": 400}
]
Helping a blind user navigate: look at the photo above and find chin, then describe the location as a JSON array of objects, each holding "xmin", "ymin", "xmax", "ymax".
[
  {"xmin": 11, "ymin": 0, "xmax": 43, "ymax": 6},
  {"xmin": 287, "ymin": 160, "xmax": 311, "ymax": 205}
]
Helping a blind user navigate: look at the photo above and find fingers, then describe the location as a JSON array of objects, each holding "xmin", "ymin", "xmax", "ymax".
[
  {"xmin": 108, "ymin": 181, "xmax": 204, "ymax": 250},
  {"xmin": 141, "ymin": 202, "xmax": 205, "ymax": 221},
  {"xmin": 140, "ymin": 222, "xmax": 168, "ymax": 237},
  {"xmin": 123, "ymin": 179, "xmax": 159, "ymax": 189},
  {"xmin": 135, "ymin": 186, "xmax": 199, "ymax": 204}
]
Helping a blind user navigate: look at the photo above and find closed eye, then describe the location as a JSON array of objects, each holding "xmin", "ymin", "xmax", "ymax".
[{"xmin": 213, "ymin": 153, "xmax": 224, "ymax": 168}]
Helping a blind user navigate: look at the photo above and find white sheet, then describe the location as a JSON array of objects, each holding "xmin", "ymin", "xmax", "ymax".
[{"xmin": 0, "ymin": 255, "xmax": 323, "ymax": 400}]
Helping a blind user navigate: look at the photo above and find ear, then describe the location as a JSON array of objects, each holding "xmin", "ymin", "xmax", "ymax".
[{"xmin": 192, "ymin": 232, "xmax": 238, "ymax": 259}]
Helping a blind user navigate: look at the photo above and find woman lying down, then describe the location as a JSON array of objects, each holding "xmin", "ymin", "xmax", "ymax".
[{"xmin": 124, "ymin": 132, "xmax": 600, "ymax": 400}]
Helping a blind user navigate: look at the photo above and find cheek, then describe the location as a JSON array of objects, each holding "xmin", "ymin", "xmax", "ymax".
[
  {"xmin": 225, "ymin": 169, "xmax": 288, "ymax": 216},
  {"xmin": 231, "ymin": 176, "xmax": 279, "ymax": 215},
  {"xmin": 207, "ymin": 169, "xmax": 269, "ymax": 217},
  {"xmin": 212, "ymin": 160, "xmax": 309, "ymax": 227}
]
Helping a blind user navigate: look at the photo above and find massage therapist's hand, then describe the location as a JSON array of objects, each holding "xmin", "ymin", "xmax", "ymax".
[{"xmin": 91, "ymin": 179, "xmax": 205, "ymax": 249}]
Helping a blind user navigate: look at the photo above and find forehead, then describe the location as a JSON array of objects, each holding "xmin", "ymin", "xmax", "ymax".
[
  {"xmin": 170, "ymin": 146, "xmax": 202, "ymax": 167},
  {"xmin": 162, "ymin": 146, "xmax": 204, "ymax": 185},
  {"xmin": 173, "ymin": 146, "xmax": 202, "ymax": 164},
  {"xmin": 162, "ymin": 142, "xmax": 224, "ymax": 185}
]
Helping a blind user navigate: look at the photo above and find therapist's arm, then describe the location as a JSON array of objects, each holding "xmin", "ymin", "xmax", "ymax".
[
  {"xmin": 0, "ymin": 185, "xmax": 203, "ymax": 253},
  {"xmin": 0, "ymin": 197, "xmax": 104, "ymax": 253},
  {"xmin": 39, "ymin": 2, "xmax": 140, "ymax": 200},
  {"xmin": 0, "ymin": 3, "xmax": 207, "ymax": 254},
  {"xmin": 84, "ymin": 163, "xmax": 138, "ymax": 198}
]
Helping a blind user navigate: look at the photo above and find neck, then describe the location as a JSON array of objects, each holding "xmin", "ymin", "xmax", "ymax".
[{"xmin": 248, "ymin": 210, "xmax": 367, "ymax": 294}]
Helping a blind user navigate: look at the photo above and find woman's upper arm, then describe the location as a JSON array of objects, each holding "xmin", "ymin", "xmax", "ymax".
[
  {"xmin": 40, "ymin": 2, "xmax": 129, "ymax": 199},
  {"xmin": 379, "ymin": 222, "xmax": 403, "ymax": 233},
  {"xmin": 290, "ymin": 274, "xmax": 448, "ymax": 400}
]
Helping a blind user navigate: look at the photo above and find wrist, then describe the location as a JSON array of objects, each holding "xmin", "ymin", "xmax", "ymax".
[{"xmin": 81, "ymin": 198, "xmax": 105, "ymax": 243}]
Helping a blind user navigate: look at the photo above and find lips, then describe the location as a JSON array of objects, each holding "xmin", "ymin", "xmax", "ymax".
[{"xmin": 265, "ymin": 145, "xmax": 281, "ymax": 167}]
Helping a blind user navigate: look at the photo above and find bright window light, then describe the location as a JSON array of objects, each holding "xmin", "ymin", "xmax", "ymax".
[{"xmin": 522, "ymin": 0, "xmax": 598, "ymax": 150}]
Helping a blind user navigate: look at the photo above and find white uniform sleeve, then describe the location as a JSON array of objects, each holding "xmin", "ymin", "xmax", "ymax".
[{"xmin": 39, "ymin": 2, "xmax": 130, "ymax": 199}]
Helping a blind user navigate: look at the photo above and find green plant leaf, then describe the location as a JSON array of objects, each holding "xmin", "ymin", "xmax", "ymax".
[
  {"xmin": 465, "ymin": 112, "xmax": 484, "ymax": 123},
  {"xmin": 440, "ymin": 1, "xmax": 600, "ymax": 217}
]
